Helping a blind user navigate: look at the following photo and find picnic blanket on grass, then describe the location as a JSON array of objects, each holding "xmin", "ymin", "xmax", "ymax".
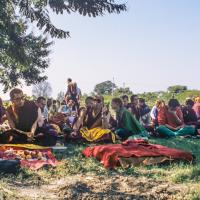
[
  {"xmin": 0, "ymin": 144, "xmax": 59, "ymax": 170},
  {"xmin": 82, "ymin": 139, "xmax": 194, "ymax": 169}
]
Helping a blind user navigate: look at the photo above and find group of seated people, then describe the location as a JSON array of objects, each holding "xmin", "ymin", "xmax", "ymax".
[
  {"xmin": 0, "ymin": 88, "xmax": 200, "ymax": 147},
  {"xmin": 121, "ymin": 95, "xmax": 200, "ymax": 137}
]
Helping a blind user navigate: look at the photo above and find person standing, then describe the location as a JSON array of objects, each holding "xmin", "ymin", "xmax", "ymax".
[{"xmin": 65, "ymin": 78, "xmax": 80, "ymax": 110}]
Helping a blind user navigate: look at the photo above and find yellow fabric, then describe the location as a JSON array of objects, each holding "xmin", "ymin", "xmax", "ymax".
[
  {"xmin": 50, "ymin": 123, "xmax": 61, "ymax": 134},
  {"xmin": 0, "ymin": 144, "xmax": 49, "ymax": 150},
  {"xmin": 80, "ymin": 127, "xmax": 115, "ymax": 143}
]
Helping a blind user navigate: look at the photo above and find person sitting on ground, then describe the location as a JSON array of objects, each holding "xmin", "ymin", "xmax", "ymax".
[
  {"xmin": 182, "ymin": 99, "xmax": 198, "ymax": 126},
  {"xmin": 66, "ymin": 96, "xmax": 114, "ymax": 143},
  {"xmin": 58, "ymin": 100, "xmax": 67, "ymax": 113},
  {"xmin": 58, "ymin": 99, "xmax": 75, "ymax": 115},
  {"xmin": 156, "ymin": 99, "xmax": 196, "ymax": 137},
  {"xmin": 49, "ymin": 100, "xmax": 59, "ymax": 119},
  {"xmin": 47, "ymin": 98, "xmax": 52, "ymax": 110},
  {"xmin": 150, "ymin": 100, "xmax": 164, "ymax": 127},
  {"xmin": 73, "ymin": 96, "xmax": 111, "ymax": 131},
  {"xmin": 72, "ymin": 96, "xmax": 94, "ymax": 133},
  {"xmin": 82, "ymin": 95, "xmax": 115, "ymax": 142},
  {"xmin": 59, "ymin": 99, "xmax": 77, "ymax": 128},
  {"xmin": 56, "ymin": 100, "xmax": 61, "ymax": 111},
  {"xmin": 111, "ymin": 98, "xmax": 149, "ymax": 140},
  {"xmin": 35, "ymin": 97, "xmax": 48, "ymax": 122},
  {"xmin": 128, "ymin": 95, "xmax": 141, "ymax": 121},
  {"xmin": 138, "ymin": 98, "xmax": 151, "ymax": 127},
  {"xmin": 193, "ymin": 97, "xmax": 200, "ymax": 122},
  {"xmin": 121, "ymin": 95, "xmax": 130, "ymax": 109},
  {"xmin": 36, "ymin": 97, "xmax": 61, "ymax": 141},
  {"xmin": 0, "ymin": 89, "xmax": 57, "ymax": 146}
]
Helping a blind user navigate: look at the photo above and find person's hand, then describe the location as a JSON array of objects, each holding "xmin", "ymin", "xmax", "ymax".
[
  {"xmin": 175, "ymin": 125, "xmax": 184, "ymax": 130},
  {"xmin": 70, "ymin": 131, "xmax": 78, "ymax": 138},
  {"xmin": 27, "ymin": 132, "xmax": 34, "ymax": 142},
  {"xmin": 0, "ymin": 124, "xmax": 10, "ymax": 132}
]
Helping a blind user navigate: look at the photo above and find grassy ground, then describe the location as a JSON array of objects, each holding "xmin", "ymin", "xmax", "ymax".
[{"xmin": 0, "ymin": 137, "xmax": 200, "ymax": 199}]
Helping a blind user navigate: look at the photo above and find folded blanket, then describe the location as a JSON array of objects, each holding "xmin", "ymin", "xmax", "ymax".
[
  {"xmin": 0, "ymin": 144, "xmax": 59, "ymax": 170},
  {"xmin": 80, "ymin": 127, "xmax": 115, "ymax": 143},
  {"xmin": 82, "ymin": 139, "xmax": 194, "ymax": 169}
]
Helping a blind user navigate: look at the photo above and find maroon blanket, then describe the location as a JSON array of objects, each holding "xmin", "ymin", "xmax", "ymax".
[
  {"xmin": 0, "ymin": 145, "xmax": 59, "ymax": 170},
  {"xmin": 83, "ymin": 139, "xmax": 194, "ymax": 169}
]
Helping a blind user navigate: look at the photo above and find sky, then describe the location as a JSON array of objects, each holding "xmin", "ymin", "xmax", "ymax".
[{"xmin": 1, "ymin": 0, "xmax": 200, "ymax": 99}]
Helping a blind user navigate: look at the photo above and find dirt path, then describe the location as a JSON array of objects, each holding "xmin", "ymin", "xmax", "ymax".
[{"xmin": 12, "ymin": 175, "xmax": 190, "ymax": 200}]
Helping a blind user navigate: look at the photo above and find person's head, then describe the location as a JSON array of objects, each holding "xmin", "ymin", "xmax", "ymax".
[
  {"xmin": 36, "ymin": 97, "xmax": 46, "ymax": 111},
  {"xmin": 53, "ymin": 100, "xmax": 57, "ymax": 105},
  {"xmin": 155, "ymin": 100, "xmax": 163, "ymax": 108},
  {"xmin": 67, "ymin": 78, "xmax": 72, "ymax": 84},
  {"xmin": 85, "ymin": 97, "xmax": 94, "ymax": 109},
  {"xmin": 139, "ymin": 98, "xmax": 145, "ymax": 107},
  {"xmin": 73, "ymin": 82, "xmax": 77, "ymax": 88},
  {"xmin": 57, "ymin": 100, "xmax": 61, "ymax": 107},
  {"xmin": 47, "ymin": 98, "xmax": 53, "ymax": 108},
  {"xmin": 185, "ymin": 99, "xmax": 195, "ymax": 108},
  {"xmin": 130, "ymin": 95, "xmax": 139, "ymax": 105},
  {"xmin": 161, "ymin": 100, "xmax": 166, "ymax": 107},
  {"xmin": 67, "ymin": 99, "xmax": 75, "ymax": 107},
  {"xmin": 121, "ymin": 95, "xmax": 129, "ymax": 106},
  {"xmin": 93, "ymin": 95, "xmax": 104, "ymax": 108},
  {"xmin": 111, "ymin": 98, "xmax": 123, "ymax": 111},
  {"xmin": 168, "ymin": 99, "xmax": 180, "ymax": 111},
  {"xmin": 61, "ymin": 100, "xmax": 66, "ymax": 106},
  {"xmin": 10, "ymin": 88, "xmax": 25, "ymax": 107},
  {"xmin": 195, "ymin": 97, "xmax": 200, "ymax": 103}
]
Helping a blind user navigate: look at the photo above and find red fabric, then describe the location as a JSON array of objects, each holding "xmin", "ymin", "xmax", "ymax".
[
  {"xmin": 0, "ymin": 146, "xmax": 59, "ymax": 170},
  {"xmin": 49, "ymin": 112, "xmax": 66, "ymax": 127},
  {"xmin": 158, "ymin": 106, "xmax": 184, "ymax": 128},
  {"xmin": 83, "ymin": 139, "xmax": 194, "ymax": 169}
]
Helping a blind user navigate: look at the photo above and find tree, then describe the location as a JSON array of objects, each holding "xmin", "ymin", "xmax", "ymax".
[
  {"xmin": 167, "ymin": 85, "xmax": 188, "ymax": 94},
  {"xmin": 94, "ymin": 81, "xmax": 117, "ymax": 95},
  {"xmin": 0, "ymin": 0, "xmax": 52, "ymax": 92},
  {"xmin": 32, "ymin": 81, "xmax": 52, "ymax": 98},
  {"xmin": 114, "ymin": 87, "xmax": 133, "ymax": 96},
  {"xmin": 57, "ymin": 91, "xmax": 65, "ymax": 102},
  {"xmin": 0, "ymin": 0, "xmax": 126, "ymax": 92}
]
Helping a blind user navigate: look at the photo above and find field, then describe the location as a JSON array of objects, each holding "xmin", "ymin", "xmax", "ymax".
[{"xmin": 0, "ymin": 137, "xmax": 200, "ymax": 200}]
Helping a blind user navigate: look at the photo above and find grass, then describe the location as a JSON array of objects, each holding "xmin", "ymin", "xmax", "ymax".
[{"xmin": 0, "ymin": 137, "xmax": 200, "ymax": 199}]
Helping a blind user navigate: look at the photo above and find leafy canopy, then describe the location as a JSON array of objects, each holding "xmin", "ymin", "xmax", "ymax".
[{"xmin": 0, "ymin": 0, "xmax": 126, "ymax": 92}]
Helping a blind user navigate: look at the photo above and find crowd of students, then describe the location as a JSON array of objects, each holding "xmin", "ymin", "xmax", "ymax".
[{"xmin": 0, "ymin": 80, "xmax": 200, "ymax": 146}]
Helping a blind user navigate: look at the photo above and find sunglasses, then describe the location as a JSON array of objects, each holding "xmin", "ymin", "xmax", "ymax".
[
  {"xmin": 12, "ymin": 95, "xmax": 25, "ymax": 101},
  {"xmin": 94, "ymin": 99, "xmax": 101, "ymax": 103}
]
